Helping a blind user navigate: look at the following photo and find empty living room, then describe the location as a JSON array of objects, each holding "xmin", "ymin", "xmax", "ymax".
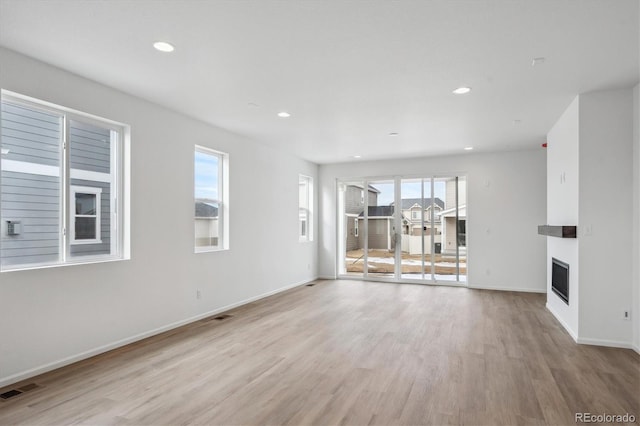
[{"xmin": 0, "ymin": 1, "xmax": 638, "ymax": 425}]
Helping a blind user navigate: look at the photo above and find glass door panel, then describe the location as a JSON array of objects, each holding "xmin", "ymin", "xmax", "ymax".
[
  {"xmin": 339, "ymin": 180, "xmax": 366, "ymax": 277},
  {"xmin": 399, "ymin": 178, "xmax": 432, "ymax": 280},
  {"xmin": 436, "ymin": 176, "xmax": 467, "ymax": 282},
  {"xmin": 366, "ymin": 179, "xmax": 396, "ymax": 278}
]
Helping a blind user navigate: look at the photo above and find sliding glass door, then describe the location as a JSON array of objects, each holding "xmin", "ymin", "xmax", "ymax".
[{"xmin": 338, "ymin": 175, "xmax": 466, "ymax": 284}]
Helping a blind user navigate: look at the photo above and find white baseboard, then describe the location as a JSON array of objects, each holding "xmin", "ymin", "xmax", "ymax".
[
  {"xmin": 317, "ymin": 275, "xmax": 336, "ymax": 280},
  {"xmin": 545, "ymin": 302, "xmax": 579, "ymax": 342},
  {"xmin": 633, "ymin": 343, "xmax": 640, "ymax": 355},
  {"xmin": 0, "ymin": 277, "xmax": 315, "ymax": 389},
  {"xmin": 576, "ymin": 337, "xmax": 634, "ymax": 350},
  {"xmin": 468, "ymin": 284, "xmax": 546, "ymax": 294}
]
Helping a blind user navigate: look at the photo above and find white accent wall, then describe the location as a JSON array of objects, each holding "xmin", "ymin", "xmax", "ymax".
[
  {"xmin": 318, "ymin": 149, "xmax": 547, "ymax": 293},
  {"xmin": 546, "ymin": 88, "xmax": 636, "ymax": 349},
  {"xmin": 0, "ymin": 48, "xmax": 318, "ymax": 386},
  {"xmin": 546, "ymin": 97, "xmax": 580, "ymax": 339}
]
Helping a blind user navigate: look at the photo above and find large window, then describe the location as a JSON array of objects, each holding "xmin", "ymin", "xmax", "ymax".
[
  {"xmin": 0, "ymin": 91, "xmax": 129, "ymax": 270},
  {"xmin": 194, "ymin": 146, "xmax": 228, "ymax": 252},
  {"xmin": 299, "ymin": 175, "xmax": 313, "ymax": 242}
]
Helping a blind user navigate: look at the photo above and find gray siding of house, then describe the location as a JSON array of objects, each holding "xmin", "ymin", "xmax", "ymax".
[
  {"xmin": 1, "ymin": 102, "xmax": 61, "ymax": 165},
  {"xmin": 1, "ymin": 171, "xmax": 61, "ymax": 266},
  {"xmin": 1, "ymin": 102, "xmax": 112, "ymax": 266},
  {"xmin": 346, "ymin": 216, "xmax": 358, "ymax": 251},
  {"xmin": 69, "ymin": 120, "xmax": 111, "ymax": 174},
  {"xmin": 345, "ymin": 186, "xmax": 365, "ymax": 215},
  {"xmin": 1, "ymin": 102, "xmax": 63, "ymax": 266}
]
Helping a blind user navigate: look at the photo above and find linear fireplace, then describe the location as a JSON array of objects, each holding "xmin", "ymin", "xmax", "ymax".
[{"xmin": 552, "ymin": 258, "xmax": 569, "ymax": 304}]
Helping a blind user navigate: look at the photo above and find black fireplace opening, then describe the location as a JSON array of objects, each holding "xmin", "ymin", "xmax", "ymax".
[{"xmin": 552, "ymin": 258, "xmax": 569, "ymax": 304}]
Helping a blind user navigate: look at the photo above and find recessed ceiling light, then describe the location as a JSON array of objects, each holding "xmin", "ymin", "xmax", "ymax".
[
  {"xmin": 277, "ymin": 111, "xmax": 291, "ymax": 118},
  {"xmin": 513, "ymin": 119, "xmax": 522, "ymax": 125},
  {"xmin": 153, "ymin": 41, "xmax": 175, "ymax": 52},
  {"xmin": 353, "ymin": 155, "xmax": 362, "ymax": 159},
  {"xmin": 464, "ymin": 147, "xmax": 474, "ymax": 151},
  {"xmin": 452, "ymin": 87, "xmax": 471, "ymax": 95},
  {"xmin": 388, "ymin": 132, "xmax": 399, "ymax": 136}
]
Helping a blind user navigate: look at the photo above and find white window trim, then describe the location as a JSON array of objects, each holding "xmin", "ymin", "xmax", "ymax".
[
  {"xmin": 0, "ymin": 90, "xmax": 130, "ymax": 272},
  {"xmin": 194, "ymin": 145, "xmax": 229, "ymax": 253},
  {"xmin": 70, "ymin": 186, "xmax": 102, "ymax": 245}
]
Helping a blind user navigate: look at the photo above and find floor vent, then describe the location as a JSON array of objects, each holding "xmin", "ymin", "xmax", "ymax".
[
  {"xmin": 306, "ymin": 283, "xmax": 316, "ymax": 287},
  {"xmin": 0, "ymin": 389, "xmax": 23, "ymax": 400},
  {"xmin": 213, "ymin": 314, "xmax": 233, "ymax": 321}
]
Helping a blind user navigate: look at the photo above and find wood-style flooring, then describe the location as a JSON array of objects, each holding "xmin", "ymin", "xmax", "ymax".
[{"xmin": 0, "ymin": 280, "xmax": 638, "ymax": 425}]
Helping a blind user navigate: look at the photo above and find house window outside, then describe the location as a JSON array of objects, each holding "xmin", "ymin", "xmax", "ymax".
[
  {"xmin": 71, "ymin": 186, "xmax": 101, "ymax": 244},
  {"xmin": 195, "ymin": 146, "xmax": 228, "ymax": 252},
  {"xmin": 299, "ymin": 175, "xmax": 313, "ymax": 242},
  {"xmin": 411, "ymin": 209, "xmax": 420, "ymax": 220},
  {"xmin": 0, "ymin": 91, "xmax": 129, "ymax": 271},
  {"xmin": 354, "ymin": 218, "xmax": 359, "ymax": 237}
]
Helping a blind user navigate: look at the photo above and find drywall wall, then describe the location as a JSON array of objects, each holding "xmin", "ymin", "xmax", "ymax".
[
  {"xmin": 546, "ymin": 89, "xmax": 636, "ymax": 348},
  {"xmin": 545, "ymin": 96, "xmax": 580, "ymax": 339},
  {"xmin": 632, "ymin": 84, "xmax": 639, "ymax": 352},
  {"xmin": 578, "ymin": 89, "xmax": 633, "ymax": 347},
  {"xmin": 318, "ymin": 149, "xmax": 547, "ymax": 292},
  {"xmin": 0, "ymin": 48, "xmax": 318, "ymax": 386}
]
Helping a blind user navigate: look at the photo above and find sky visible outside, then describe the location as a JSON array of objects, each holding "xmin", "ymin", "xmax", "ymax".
[
  {"xmin": 194, "ymin": 151, "xmax": 219, "ymax": 201},
  {"xmin": 373, "ymin": 180, "xmax": 446, "ymax": 206}
]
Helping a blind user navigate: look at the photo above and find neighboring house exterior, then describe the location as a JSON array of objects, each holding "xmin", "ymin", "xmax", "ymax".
[
  {"xmin": 397, "ymin": 197, "xmax": 445, "ymax": 236},
  {"xmin": 344, "ymin": 184, "xmax": 379, "ymax": 251},
  {"xmin": 1, "ymin": 103, "xmax": 113, "ymax": 267},
  {"xmin": 195, "ymin": 201, "xmax": 218, "ymax": 247}
]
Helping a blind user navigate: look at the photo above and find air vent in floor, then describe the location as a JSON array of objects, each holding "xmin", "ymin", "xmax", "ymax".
[
  {"xmin": 0, "ymin": 389, "xmax": 23, "ymax": 400},
  {"xmin": 306, "ymin": 283, "xmax": 316, "ymax": 287}
]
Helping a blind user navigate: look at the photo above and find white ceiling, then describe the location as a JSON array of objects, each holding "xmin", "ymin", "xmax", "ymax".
[{"xmin": 0, "ymin": 0, "xmax": 638, "ymax": 164}]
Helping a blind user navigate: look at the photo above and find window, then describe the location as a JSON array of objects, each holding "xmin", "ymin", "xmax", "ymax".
[
  {"xmin": 71, "ymin": 186, "xmax": 101, "ymax": 244},
  {"xmin": 299, "ymin": 175, "xmax": 313, "ymax": 242},
  {"xmin": 0, "ymin": 91, "xmax": 129, "ymax": 271},
  {"xmin": 411, "ymin": 210, "xmax": 420, "ymax": 220},
  {"xmin": 194, "ymin": 146, "xmax": 228, "ymax": 252}
]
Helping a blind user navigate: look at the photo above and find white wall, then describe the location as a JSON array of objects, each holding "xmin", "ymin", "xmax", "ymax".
[
  {"xmin": 318, "ymin": 149, "xmax": 547, "ymax": 292},
  {"xmin": 0, "ymin": 48, "xmax": 318, "ymax": 386},
  {"xmin": 546, "ymin": 89, "xmax": 637, "ymax": 349},
  {"xmin": 545, "ymin": 97, "xmax": 580, "ymax": 339},
  {"xmin": 632, "ymin": 84, "xmax": 639, "ymax": 352},
  {"xmin": 578, "ymin": 89, "xmax": 634, "ymax": 347}
]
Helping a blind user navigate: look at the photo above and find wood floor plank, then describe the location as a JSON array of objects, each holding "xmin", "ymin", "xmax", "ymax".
[{"xmin": 1, "ymin": 279, "xmax": 638, "ymax": 426}]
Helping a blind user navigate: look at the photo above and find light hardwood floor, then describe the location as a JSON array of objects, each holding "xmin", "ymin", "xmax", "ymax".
[{"xmin": 1, "ymin": 280, "xmax": 638, "ymax": 425}]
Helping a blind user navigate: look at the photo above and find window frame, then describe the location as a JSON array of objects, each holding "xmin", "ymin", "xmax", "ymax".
[
  {"xmin": 194, "ymin": 145, "xmax": 229, "ymax": 253},
  {"xmin": 70, "ymin": 185, "xmax": 102, "ymax": 245},
  {"xmin": 0, "ymin": 90, "xmax": 130, "ymax": 272},
  {"xmin": 298, "ymin": 174, "xmax": 313, "ymax": 242}
]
